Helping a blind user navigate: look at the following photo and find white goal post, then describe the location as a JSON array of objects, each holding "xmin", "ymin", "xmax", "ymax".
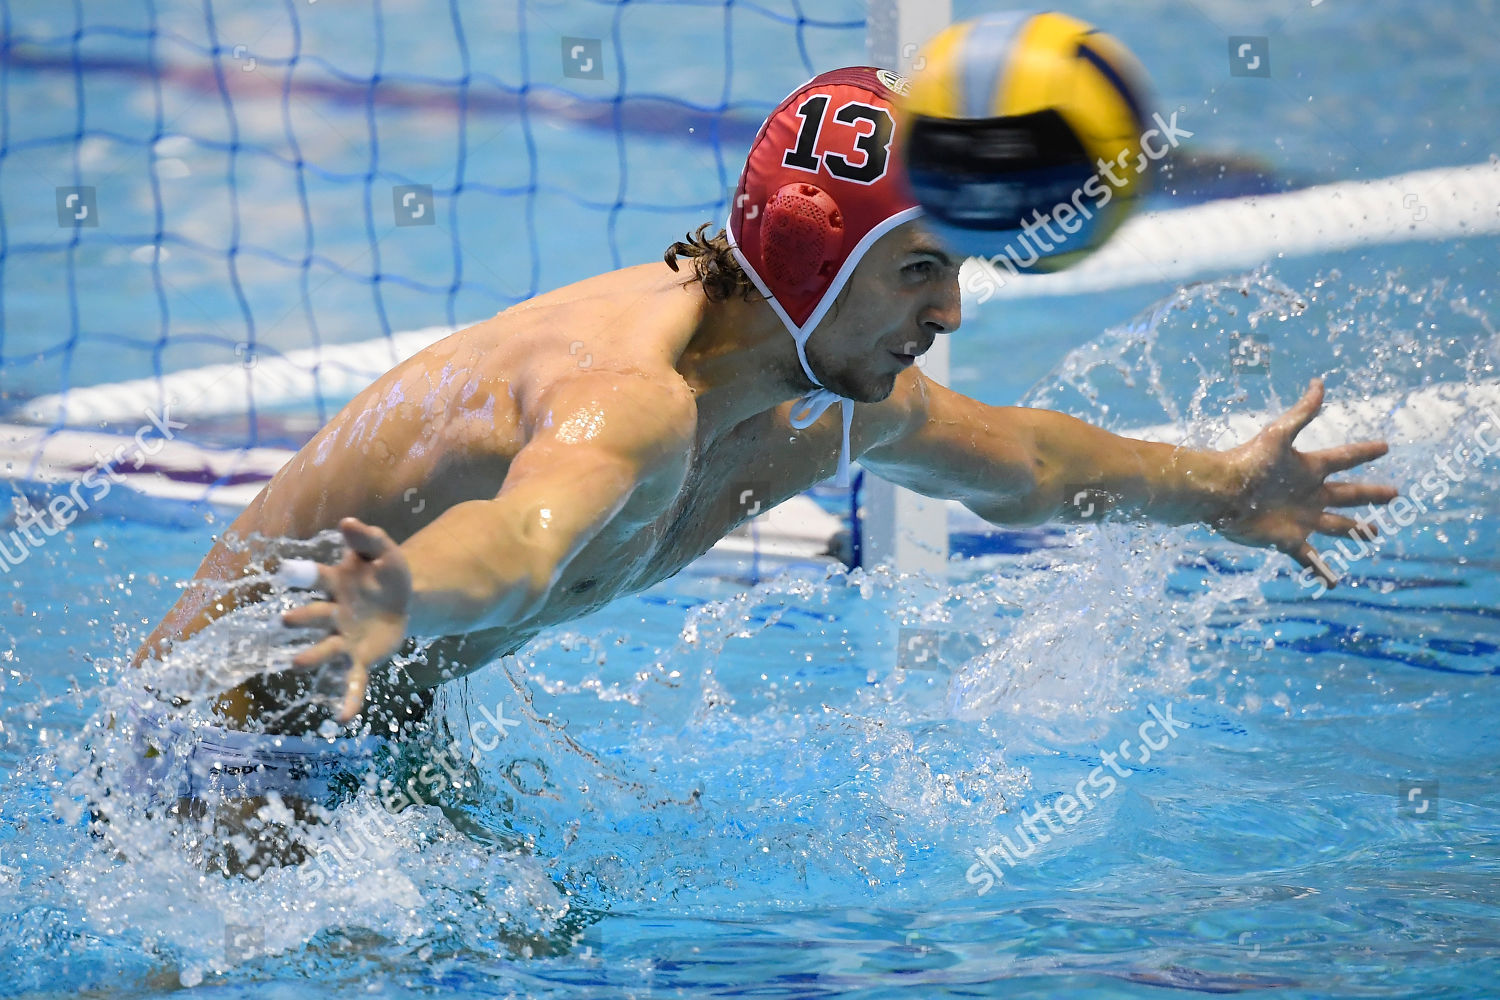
[{"xmin": 863, "ymin": 0, "xmax": 953, "ymax": 576}]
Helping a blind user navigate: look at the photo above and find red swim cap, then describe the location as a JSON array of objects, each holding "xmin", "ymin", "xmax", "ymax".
[
  {"xmin": 726, "ymin": 67, "xmax": 923, "ymax": 487},
  {"xmin": 728, "ymin": 66, "xmax": 923, "ymax": 340}
]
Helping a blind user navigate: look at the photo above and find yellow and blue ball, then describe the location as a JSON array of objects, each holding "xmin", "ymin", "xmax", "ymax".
[{"xmin": 900, "ymin": 10, "xmax": 1152, "ymax": 271}]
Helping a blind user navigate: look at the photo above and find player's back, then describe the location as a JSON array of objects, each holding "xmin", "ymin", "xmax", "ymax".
[
  {"xmin": 138, "ymin": 260, "xmax": 707, "ymax": 665},
  {"xmin": 249, "ymin": 260, "xmax": 703, "ymax": 547}
]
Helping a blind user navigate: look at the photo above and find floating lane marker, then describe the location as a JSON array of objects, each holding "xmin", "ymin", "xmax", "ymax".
[{"xmin": 963, "ymin": 160, "xmax": 1500, "ymax": 300}]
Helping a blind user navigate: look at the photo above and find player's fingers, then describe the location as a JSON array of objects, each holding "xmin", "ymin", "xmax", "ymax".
[
  {"xmin": 1321, "ymin": 480, "xmax": 1401, "ymax": 508},
  {"xmin": 337, "ymin": 661, "xmax": 370, "ymax": 724},
  {"xmin": 1291, "ymin": 540, "xmax": 1338, "ymax": 589},
  {"xmin": 1314, "ymin": 512, "xmax": 1379, "ymax": 541},
  {"xmin": 1311, "ymin": 439, "xmax": 1389, "ymax": 476},
  {"xmin": 1272, "ymin": 378, "xmax": 1325, "ymax": 442},
  {"xmin": 290, "ymin": 634, "xmax": 347, "ymax": 671},
  {"xmin": 340, "ymin": 517, "xmax": 397, "ymax": 561},
  {"xmin": 282, "ymin": 600, "xmax": 338, "ymax": 631}
]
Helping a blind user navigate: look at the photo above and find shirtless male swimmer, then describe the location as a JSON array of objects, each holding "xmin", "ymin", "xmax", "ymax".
[{"xmin": 133, "ymin": 68, "xmax": 1396, "ymax": 805}]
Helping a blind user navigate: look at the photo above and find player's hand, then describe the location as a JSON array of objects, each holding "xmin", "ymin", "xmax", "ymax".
[
  {"xmin": 1212, "ymin": 378, "xmax": 1399, "ymax": 589},
  {"xmin": 279, "ymin": 517, "xmax": 412, "ymax": 722}
]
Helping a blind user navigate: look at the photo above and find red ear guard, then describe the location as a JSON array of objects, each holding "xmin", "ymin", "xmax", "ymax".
[{"xmin": 760, "ymin": 183, "xmax": 846, "ymax": 295}]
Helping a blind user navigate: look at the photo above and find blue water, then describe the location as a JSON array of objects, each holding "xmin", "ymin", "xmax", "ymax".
[{"xmin": 4, "ymin": 0, "xmax": 1500, "ymax": 996}]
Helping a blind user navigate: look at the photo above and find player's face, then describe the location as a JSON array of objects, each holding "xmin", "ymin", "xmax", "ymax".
[{"xmin": 805, "ymin": 221, "xmax": 962, "ymax": 403}]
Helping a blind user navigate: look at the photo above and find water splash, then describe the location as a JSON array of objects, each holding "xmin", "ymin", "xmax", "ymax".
[{"xmin": 4, "ymin": 267, "xmax": 1500, "ymax": 992}]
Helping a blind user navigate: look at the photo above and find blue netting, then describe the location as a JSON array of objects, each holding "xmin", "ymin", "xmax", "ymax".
[{"xmin": 0, "ymin": 0, "xmax": 865, "ymax": 447}]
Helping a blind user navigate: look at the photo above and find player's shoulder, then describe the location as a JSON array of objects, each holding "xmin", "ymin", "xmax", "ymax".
[
  {"xmin": 555, "ymin": 366, "xmax": 697, "ymax": 433},
  {"xmin": 484, "ymin": 262, "xmax": 703, "ymax": 461},
  {"xmin": 523, "ymin": 362, "xmax": 698, "ymax": 466}
]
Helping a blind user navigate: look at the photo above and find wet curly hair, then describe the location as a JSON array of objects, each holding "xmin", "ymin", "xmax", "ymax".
[{"xmin": 663, "ymin": 223, "xmax": 762, "ymax": 304}]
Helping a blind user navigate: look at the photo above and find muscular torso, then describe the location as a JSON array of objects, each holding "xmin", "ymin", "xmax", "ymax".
[{"xmin": 144, "ymin": 260, "xmax": 914, "ymax": 711}]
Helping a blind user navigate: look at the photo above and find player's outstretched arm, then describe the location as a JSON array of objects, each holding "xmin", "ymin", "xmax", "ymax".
[
  {"xmin": 282, "ymin": 373, "xmax": 695, "ymax": 721},
  {"xmin": 860, "ymin": 374, "xmax": 1398, "ymax": 590}
]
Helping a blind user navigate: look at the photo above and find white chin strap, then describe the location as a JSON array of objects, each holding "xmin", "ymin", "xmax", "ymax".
[{"xmin": 786, "ymin": 330, "xmax": 854, "ymax": 488}]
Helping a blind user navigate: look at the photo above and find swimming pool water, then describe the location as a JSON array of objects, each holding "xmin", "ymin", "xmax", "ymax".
[
  {"xmin": 4, "ymin": 0, "xmax": 1500, "ymax": 996},
  {"xmin": 7, "ymin": 269, "xmax": 1500, "ymax": 996}
]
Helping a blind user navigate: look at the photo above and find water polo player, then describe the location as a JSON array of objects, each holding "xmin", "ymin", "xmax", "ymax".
[{"xmin": 132, "ymin": 67, "xmax": 1396, "ymax": 828}]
